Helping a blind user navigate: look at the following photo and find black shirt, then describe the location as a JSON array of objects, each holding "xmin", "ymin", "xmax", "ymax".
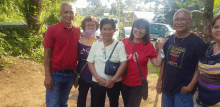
[{"xmin": 162, "ymin": 33, "xmax": 205, "ymax": 95}]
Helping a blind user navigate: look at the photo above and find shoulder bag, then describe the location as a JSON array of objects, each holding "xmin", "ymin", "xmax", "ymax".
[
  {"xmin": 74, "ymin": 62, "xmax": 88, "ymax": 88},
  {"xmin": 105, "ymin": 41, "xmax": 120, "ymax": 75},
  {"xmin": 132, "ymin": 42, "xmax": 148, "ymax": 100}
]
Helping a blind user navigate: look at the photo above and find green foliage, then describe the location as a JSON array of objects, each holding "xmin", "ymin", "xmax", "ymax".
[
  {"xmin": 118, "ymin": 22, "xmax": 125, "ymax": 30},
  {"xmin": 214, "ymin": 0, "xmax": 220, "ymax": 12},
  {"xmin": 0, "ymin": 0, "xmax": 24, "ymax": 22},
  {"xmin": 44, "ymin": 1, "xmax": 61, "ymax": 26},
  {"xmin": 75, "ymin": 13, "xmax": 85, "ymax": 28},
  {"xmin": 213, "ymin": 0, "xmax": 220, "ymax": 15},
  {"xmin": 0, "ymin": 56, "xmax": 13, "ymax": 67},
  {"xmin": 148, "ymin": 62, "xmax": 160, "ymax": 75},
  {"xmin": 0, "ymin": 0, "xmax": 84, "ymax": 65}
]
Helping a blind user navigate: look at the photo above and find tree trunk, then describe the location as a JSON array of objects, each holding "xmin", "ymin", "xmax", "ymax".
[
  {"xmin": 22, "ymin": 0, "xmax": 43, "ymax": 36},
  {"xmin": 203, "ymin": 0, "xmax": 214, "ymax": 42}
]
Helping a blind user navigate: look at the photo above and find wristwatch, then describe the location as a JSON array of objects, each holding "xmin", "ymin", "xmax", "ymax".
[{"xmin": 160, "ymin": 49, "xmax": 165, "ymax": 58}]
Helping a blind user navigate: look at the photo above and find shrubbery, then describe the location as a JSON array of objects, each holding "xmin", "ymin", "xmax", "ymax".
[{"xmin": 0, "ymin": 0, "xmax": 84, "ymax": 65}]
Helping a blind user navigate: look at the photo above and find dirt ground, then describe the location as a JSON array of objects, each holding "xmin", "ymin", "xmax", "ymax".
[
  {"xmin": 0, "ymin": 56, "xmax": 163, "ymax": 107},
  {"xmin": 0, "ymin": 56, "xmax": 210, "ymax": 107}
]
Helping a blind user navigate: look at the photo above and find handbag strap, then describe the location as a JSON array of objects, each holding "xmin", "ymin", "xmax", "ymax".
[
  {"xmin": 132, "ymin": 41, "xmax": 145, "ymax": 81},
  {"xmin": 107, "ymin": 41, "xmax": 119, "ymax": 60},
  {"xmin": 79, "ymin": 62, "xmax": 88, "ymax": 74}
]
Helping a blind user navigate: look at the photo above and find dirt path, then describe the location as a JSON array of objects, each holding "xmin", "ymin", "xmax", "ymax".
[
  {"xmin": 1, "ymin": 56, "xmax": 205, "ymax": 107},
  {"xmin": 67, "ymin": 77, "xmax": 162, "ymax": 107}
]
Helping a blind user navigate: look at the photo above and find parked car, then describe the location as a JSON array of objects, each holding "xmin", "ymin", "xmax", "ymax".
[
  {"xmin": 149, "ymin": 23, "xmax": 175, "ymax": 40},
  {"xmin": 119, "ymin": 27, "xmax": 132, "ymax": 40}
]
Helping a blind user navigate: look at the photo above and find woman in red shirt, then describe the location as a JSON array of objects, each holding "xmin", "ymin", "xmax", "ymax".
[{"xmin": 121, "ymin": 18, "xmax": 166, "ymax": 107}]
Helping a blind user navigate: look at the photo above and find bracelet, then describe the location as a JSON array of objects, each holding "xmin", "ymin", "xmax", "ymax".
[{"xmin": 160, "ymin": 49, "xmax": 165, "ymax": 58}]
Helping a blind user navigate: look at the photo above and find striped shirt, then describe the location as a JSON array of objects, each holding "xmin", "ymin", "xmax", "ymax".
[{"xmin": 198, "ymin": 41, "xmax": 220, "ymax": 90}]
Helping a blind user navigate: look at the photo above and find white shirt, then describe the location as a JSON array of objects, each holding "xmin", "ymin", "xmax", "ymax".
[{"xmin": 87, "ymin": 40, "xmax": 127, "ymax": 82}]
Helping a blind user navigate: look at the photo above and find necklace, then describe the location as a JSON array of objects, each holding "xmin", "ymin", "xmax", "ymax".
[
  {"xmin": 213, "ymin": 43, "xmax": 220, "ymax": 55},
  {"xmin": 173, "ymin": 32, "xmax": 191, "ymax": 46}
]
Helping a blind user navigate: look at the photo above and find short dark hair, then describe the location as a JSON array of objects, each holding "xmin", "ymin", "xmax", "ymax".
[
  {"xmin": 100, "ymin": 18, "xmax": 116, "ymax": 30},
  {"xmin": 81, "ymin": 16, "xmax": 99, "ymax": 31},
  {"xmin": 128, "ymin": 18, "xmax": 150, "ymax": 45},
  {"xmin": 212, "ymin": 15, "xmax": 220, "ymax": 28}
]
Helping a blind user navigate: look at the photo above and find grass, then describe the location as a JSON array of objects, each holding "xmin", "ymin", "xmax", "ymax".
[
  {"xmin": 147, "ymin": 62, "xmax": 160, "ymax": 78},
  {"xmin": 211, "ymin": 103, "xmax": 220, "ymax": 107}
]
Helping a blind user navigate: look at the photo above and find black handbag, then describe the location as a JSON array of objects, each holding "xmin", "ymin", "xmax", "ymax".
[
  {"xmin": 105, "ymin": 41, "xmax": 120, "ymax": 75},
  {"xmin": 132, "ymin": 42, "xmax": 148, "ymax": 100},
  {"xmin": 74, "ymin": 62, "xmax": 88, "ymax": 88}
]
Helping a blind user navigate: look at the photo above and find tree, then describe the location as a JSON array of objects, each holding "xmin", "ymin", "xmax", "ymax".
[
  {"xmin": 176, "ymin": 0, "xmax": 205, "ymax": 32},
  {"xmin": 203, "ymin": 0, "xmax": 214, "ymax": 41},
  {"xmin": 17, "ymin": 0, "xmax": 44, "ymax": 35}
]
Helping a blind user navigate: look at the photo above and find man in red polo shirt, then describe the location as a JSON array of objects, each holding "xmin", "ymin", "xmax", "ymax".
[{"xmin": 43, "ymin": 2, "xmax": 80, "ymax": 107}]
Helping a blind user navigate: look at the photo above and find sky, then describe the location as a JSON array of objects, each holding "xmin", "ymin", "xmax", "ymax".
[
  {"xmin": 75, "ymin": 0, "xmax": 164, "ymax": 9},
  {"xmin": 75, "ymin": 0, "xmax": 116, "ymax": 8}
]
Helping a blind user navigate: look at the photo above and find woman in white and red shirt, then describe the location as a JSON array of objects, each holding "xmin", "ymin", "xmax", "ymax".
[{"xmin": 121, "ymin": 18, "xmax": 166, "ymax": 107}]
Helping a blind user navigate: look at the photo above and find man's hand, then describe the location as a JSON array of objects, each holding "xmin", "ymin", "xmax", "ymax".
[
  {"xmin": 181, "ymin": 86, "xmax": 193, "ymax": 94},
  {"xmin": 44, "ymin": 75, "xmax": 53, "ymax": 91},
  {"xmin": 157, "ymin": 37, "xmax": 168, "ymax": 50},
  {"xmin": 105, "ymin": 77, "xmax": 117, "ymax": 88},
  {"xmin": 96, "ymin": 76, "xmax": 107, "ymax": 87},
  {"xmin": 156, "ymin": 81, "xmax": 162, "ymax": 94}
]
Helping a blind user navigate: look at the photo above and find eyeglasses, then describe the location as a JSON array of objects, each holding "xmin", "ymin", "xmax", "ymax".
[
  {"xmin": 86, "ymin": 24, "xmax": 96, "ymax": 28},
  {"xmin": 133, "ymin": 27, "xmax": 146, "ymax": 33},
  {"xmin": 63, "ymin": 11, "xmax": 74, "ymax": 15},
  {"xmin": 173, "ymin": 18, "xmax": 191, "ymax": 23},
  {"xmin": 102, "ymin": 48, "xmax": 106, "ymax": 59}
]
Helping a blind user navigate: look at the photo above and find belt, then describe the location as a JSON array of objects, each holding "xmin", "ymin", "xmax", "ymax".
[{"xmin": 58, "ymin": 69, "xmax": 72, "ymax": 74}]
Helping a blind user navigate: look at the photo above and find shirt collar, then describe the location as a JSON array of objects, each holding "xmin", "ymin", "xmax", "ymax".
[{"xmin": 60, "ymin": 20, "xmax": 73, "ymax": 30}]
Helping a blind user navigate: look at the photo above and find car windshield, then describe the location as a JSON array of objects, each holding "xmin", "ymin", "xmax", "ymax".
[{"xmin": 125, "ymin": 28, "xmax": 132, "ymax": 35}]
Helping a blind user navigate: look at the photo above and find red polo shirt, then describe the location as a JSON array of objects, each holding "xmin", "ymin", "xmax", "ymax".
[{"xmin": 43, "ymin": 21, "xmax": 81, "ymax": 73}]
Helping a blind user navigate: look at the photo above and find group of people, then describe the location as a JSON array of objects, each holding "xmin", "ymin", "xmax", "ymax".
[{"xmin": 43, "ymin": 1, "xmax": 220, "ymax": 107}]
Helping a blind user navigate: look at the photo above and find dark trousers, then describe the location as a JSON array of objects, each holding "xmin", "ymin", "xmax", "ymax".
[
  {"xmin": 77, "ymin": 79, "xmax": 92, "ymax": 107},
  {"xmin": 91, "ymin": 81, "xmax": 122, "ymax": 107},
  {"xmin": 121, "ymin": 83, "xmax": 143, "ymax": 107}
]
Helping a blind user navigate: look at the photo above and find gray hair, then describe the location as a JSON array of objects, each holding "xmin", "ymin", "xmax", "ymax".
[
  {"xmin": 173, "ymin": 8, "xmax": 192, "ymax": 20},
  {"xmin": 60, "ymin": 2, "xmax": 76, "ymax": 15}
]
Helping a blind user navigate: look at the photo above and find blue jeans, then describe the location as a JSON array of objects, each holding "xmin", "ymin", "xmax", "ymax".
[
  {"xmin": 162, "ymin": 91, "xmax": 194, "ymax": 107},
  {"xmin": 46, "ymin": 71, "xmax": 75, "ymax": 107}
]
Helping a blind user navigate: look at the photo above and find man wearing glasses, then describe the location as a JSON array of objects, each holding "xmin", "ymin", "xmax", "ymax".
[{"xmin": 156, "ymin": 8, "xmax": 205, "ymax": 107}]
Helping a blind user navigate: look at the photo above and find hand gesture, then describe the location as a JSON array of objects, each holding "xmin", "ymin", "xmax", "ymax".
[
  {"xmin": 157, "ymin": 37, "xmax": 168, "ymax": 50},
  {"xmin": 96, "ymin": 76, "xmax": 107, "ymax": 87},
  {"xmin": 44, "ymin": 75, "xmax": 53, "ymax": 91},
  {"xmin": 105, "ymin": 77, "xmax": 117, "ymax": 88},
  {"xmin": 181, "ymin": 86, "xmax": 193, "ymax": 94},
  {"xmin": 156, "ymin": 81, "xmax": 162, "ymax": 94}
]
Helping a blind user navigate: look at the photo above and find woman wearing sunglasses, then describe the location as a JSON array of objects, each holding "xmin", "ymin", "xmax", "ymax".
[{"xmin": 196, "ymin": 15, "xmax": 220, "ymax": 107}]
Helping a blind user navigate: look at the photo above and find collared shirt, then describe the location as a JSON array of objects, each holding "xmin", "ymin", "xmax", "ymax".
[{"xmin": 43, "ymin": 20, "xmax": 81, "ymax": 73}]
